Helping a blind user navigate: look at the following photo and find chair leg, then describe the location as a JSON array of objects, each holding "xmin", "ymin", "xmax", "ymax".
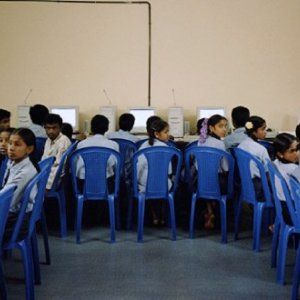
[
  {"xmin": 253, "ymin": 204, "xmax": 264, "ymax": 252},
  {"xmin": 57, "ymin": 190, "xmax": 67, "ymax": 238},
  {"xmin": 40, "ymin": 209, "xmax": 51, "ymax": 265},
  {"xmin": 0, "ymin": 259, "xmax": 7, "ymax": 300},
  {"xmin": 31, "ymin": 231, "xmax": 41, "ymax": 285},
  {"xmin": 292, "ymin": 245, "xmax": 300, "ymax": 300},
  {"xmin": 76, "ymin": 199, "xmax": 84, "ymax": 244},
  {"xmin": 19, "ymin": 239, "xmax": 35, "ymax": 300},
  {"xmin": 137, "ymin": 197, "xmax": 145, "ymax": 243},
  {"xmin": 277, "ymin": 225, "xmax": 294, "ymax": 285},
  {"xmin": 234, "ymin": 198, "xmax": 243, "ymax": 241},
  {"xmin": 189, "ymin": 196, "xmax": 196, "ymax": 239},
  {"xmin": 271, "ymin": 217, "xmax": 280, "ymax": 268},
  {"xmin": 168, "ymin": 196, "xmax": 176, "ymax": 241},
  {"xmin": 219, "ymin": 197, "xmax": 227, "ymax": 244},
  {"xmin": 108, "ymin": 197, "xmax": 116, "ymax": 242}
]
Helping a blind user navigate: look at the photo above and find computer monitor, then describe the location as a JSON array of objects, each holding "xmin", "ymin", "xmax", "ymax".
[
  {"xmin": 196, "ymin": 106, "xmax": 226, "ymax": 121},
  {"xmin": 49, "ymin": 106, "xmax": 79, "ymax": 132},
  {"xmin": 129, "ymin": 107, "xmax": 155, "ymax": 134}
]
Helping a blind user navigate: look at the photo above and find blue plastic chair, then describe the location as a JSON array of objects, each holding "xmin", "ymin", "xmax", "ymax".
[
  {"xmin": 3, "ymin": 166, "xmax": 50, "ymax": 300},
  {"xmin": 233, "ymin": 147, "xmax": 273, "ymax": 252},
  {"xmin": 110, "ymin": 138, "xmax": 137, "ymax": 229},
  {"xmin": 32, "ymin": 157, "xmax": 55, "ymax": 276},
  {"xmin": 131, "ymin": 146, "xmax": 182, "ymax": 242},
  {"xmin": 136, "ymin": 138, "xmax": 148, "ymax": 149},
  {"xmin": 288, "ymin": 177, "xmax": 300, "ymax": 300},
  {"xmin": 32, "ymin": 137, "xmax": 47, "ymax": 162},
  {"xmin": 267, "ymin": 161, "xmax": 296, "ymax": 284},
  {"xmin": 0, "ymin": 157, "xmax": 8, "ymax": 186},
  {"xmin": 44, "ymin": 141, "xmax": 78, "ymax": 238},
  {"xmin": 69, "ymin": 146, "xmax": 121, "ymax": 243},
  {"xmin": 184, "ymin": 146, "xmax": 234, "ymax": 243},
  {"xmin": 0, "ymin": 185, "xmax": 16, "ymax": 300},
  {"xmin": 184, "ymin": 140, "xmax": 198, "ymax": 151}
]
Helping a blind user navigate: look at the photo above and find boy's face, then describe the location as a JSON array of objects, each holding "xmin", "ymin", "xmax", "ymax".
[
  {"xmin": 0, "ymin": 118, "xmax": 10, "ymax": 130},
  {"xmin": 0, "ymin": 131, "xmax": 10, "ymax": 155},
  {"xmin": 44, "ymin": 123, "xmax": 61, "ymax": 141}
]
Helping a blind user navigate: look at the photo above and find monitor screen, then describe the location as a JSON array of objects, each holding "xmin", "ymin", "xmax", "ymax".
[
  {"xmin": 196, "ymin": 106, "xmax": 225, "ymax": 121},
  {"xmin": 129, "ymin": 107, "xmax": 155, "ymax": 134},
  {"xmin": 50, "ymin": 106, "xmax": 79, "ymax": 132}
]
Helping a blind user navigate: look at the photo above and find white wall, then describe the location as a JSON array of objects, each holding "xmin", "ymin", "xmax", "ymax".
[{"xmin": 0, "ymin": 0, "xmax": 299, "ymax": 132}]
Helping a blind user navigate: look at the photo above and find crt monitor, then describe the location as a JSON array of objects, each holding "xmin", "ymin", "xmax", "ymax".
[
  {"xmin": 49, "ymin": 106, "xmax": 79, "ymax": 132},
  {"xmin": 129, "ymin": 107, "xmax": 155, "ymax": 134},
  {"xmin": 196, "ymin": 106, "xmax": 226, "ymax": 121}
]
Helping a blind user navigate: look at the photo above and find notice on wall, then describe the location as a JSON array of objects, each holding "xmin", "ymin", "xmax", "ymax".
[{"xmin": 168, "ymin": 107, "xmax": 184, "ymax": 138}]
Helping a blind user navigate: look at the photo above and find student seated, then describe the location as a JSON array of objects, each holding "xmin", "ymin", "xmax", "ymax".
[
  {"xmin": 238, "ymin": 116, "xmax": 271, "ymax": 201},
  {"xmin": 107, "ymin": 113, "xmax": 140, "ymax": 142},
  {"xmin": 61, "ymin": 122, "xmax": 73, "ymax": 142},
  {"xmin": 197, "ymin": 114, "xmax": 229, "ymax": 230},
  {"xmin": 1, "ymin": 128, "xmax": 39, "ymax": 242},
  {"xmin": 0, "ymin": 127, "xmax": 15, "ymax": 165},
  {"xmin": 76, "ymin": 114, "xmax": 119, "ymax": 193},
  {"xmin": 28, "ymin": 104, "xmax": 49, "ymax": 138},
  {"xmin": 42, "ymin": 113, "xmax": 71, "ymax": 190},
  {"xmin": 0, "ymin": 109, "xmax": 11, "ymax": 131},
  {"xmin": 137, "ymin": 119, "xmax": 172, "ymax": 225},
  {"xmin": 273, "ymin": 132, "xmax": 300, "ymax": 225},
  {"xmin": 224, "ymin": 106, "xmax": 250, "ymax": 150}
]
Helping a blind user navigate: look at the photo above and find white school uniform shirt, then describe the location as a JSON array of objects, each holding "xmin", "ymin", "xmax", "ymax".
[
  {"xmin": 106, "ymin": 129, "xmax": 140, "ymax": 143},
  {"xmin": 197, "ymin": 135, "xmax": 229, "ymax": 172},
  {"xmin": 137, "ymin": 139, "xmax": 172, "ymax": 193},
  {"xmin": 273, "ymin": 159, "xmax": 300, "ymax": 202},
  {"xmin": 3, "ymin": 157, "xmax": 38, "ymax": 213},
  {"xmin": 224, "ymin": 127, "xmax": 248, "ymax": 150},
  {"xmin": 238, "ymin": 137, "xmax": 270, "ymax": 178},
  {"xmin": 28, "ymin": 123, "xmax": 47, "ymax": 138},
  {"xmin": 75, "ymin": 134, "xmax": 119, "ymax": 179},
  {"xmin": 42, "ymin": 133, "xmax": 71, "ymax": 189}
]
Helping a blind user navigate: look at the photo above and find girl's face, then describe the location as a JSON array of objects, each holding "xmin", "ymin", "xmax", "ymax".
[
  {"xmin": 8, "ymin": 134, "xmax": 34, "ymax": 163},
  {"xmin": 155, "ymin": 126, "xmax": 169, "ymax": 142},
  {"xmin": 209, "ymin": 119, "xmax": 227, "ymax": 138},
  {"xmin": 253, "ymin": 123, "xmax": 267, "ymax": 140},
  {"xmin": 277, "ymin": 140, "xmax": 299, "ymax": 163},
  {"xmin": 0, "ymin": 131, "xmax": 10, "ymax": 155}
]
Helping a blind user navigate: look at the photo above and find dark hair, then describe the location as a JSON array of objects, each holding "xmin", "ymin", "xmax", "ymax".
[
  {"xmin": 91, "ymin": 114, "xmax": 109, "ymax": 135},
  {"xmin": 119, "ymin": 113, "xmax": 135, "ymax": 131},
  {"xmin": 146, "ymin": 115, "xmax": 161, "ymax": 134},
  {"xmin": 231, "ymin": 106, "xmax": 250, "ymax": 128},
  {"xmin": 148, "ymin": 119, "xmax": 168, "ymax": 146},
  {"xmin": 197, "ymin": 118, "xmax": 206, "ymax": 135},
  {"xmin": 29, "ymin": 104, "xmax": 49, "ymax": 125},
  {"xmin": 0, "ymin": 109, "xmax": 11, "ymax": 121},
  {"xmin": 207, "ymin": 114, "xmax": 227, "ymax": 135},
  {"xmin": 61, "ymin": 122, "xmax": 73, "ymax": 140},
  {"xmin": 44, "ymin": 113, "xmax": 63, "ymax": 127},
  {"xmin": 11, "ymin": 127, "xmax": 39, "ymax": 171},
  {"xmin": 273, "ymin": 133, "xmax": 298, "ymax": 162},
  {"xmin": 244, "ymin": 115, "xmax": 266, "ymax": 140},
  {"xmin": 0, "ymin": 127, "xmax": 15, "ymax": 135},
  {"xmin": 295, "ymin": 124, "xmax": 300, "ymax": 140}
]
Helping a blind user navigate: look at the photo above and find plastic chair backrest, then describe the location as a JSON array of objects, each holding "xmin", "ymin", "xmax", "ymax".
[
  {"xmin": 0, "ymin": 157, "xmax": 8, "ymax": 186},
  {"xmin": 289, "ymin": 177, "xmax": 300, "ymax": 229},
  {"xmin": 184, "ymin": 146, "xmax": 234, "ymax": 200},
  {"xmin": 69, "ymin": 146, "xmax": 121, "ymax": 200},
  {"xmin": 257, "ymin": 139, "xmax": 275, "ymax": 160},
  {"xmin": 33, "ymin": 137, "xmax": 47, "ymax": 162},
  {"xmin": 132, "ymin": 146, "xmax": 182, "ymax": 199},
  {"xmin": 136, "ymin": 138, "xmax": 148, "ymax": 149},
  {"xmin": 5, "ymin": 167, "xmax": 48, "ymax": 245},
  {"xmin": 0, "ymin": 185, "xmax": 16, "ymax": 243},
  {"xmin": 48, "ymin": 141, "xmax": 78, "ymax": 192},
  {"xmin": 110, "ymin": 138, "xmax": 137, "ymax": 176},
  {"xmin": 184, "ymin": 140, "xmax": 198, "ymax": 151},
  {"xmin": 267, "ymin": 161, "xmax": 296, "ymax": 226},
  {"xmin": 233, "ymin": 147, "xmax": 272, "ymax": 205}
]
